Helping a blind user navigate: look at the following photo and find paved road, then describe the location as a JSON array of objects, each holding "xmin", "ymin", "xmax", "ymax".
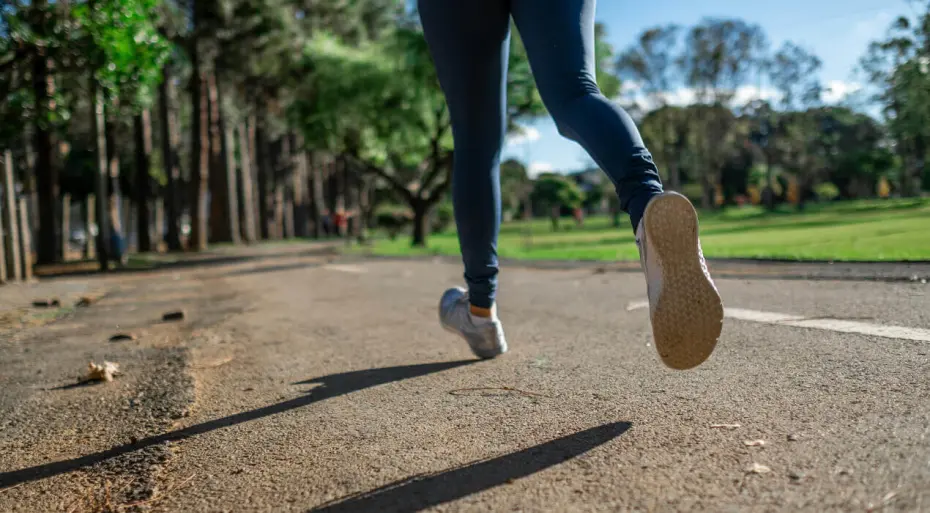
[{"xmin": 1, "ymin": 253, "xmax": 928, "ymax": 512}]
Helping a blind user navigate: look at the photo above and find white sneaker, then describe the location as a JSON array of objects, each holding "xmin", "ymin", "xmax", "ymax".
[
  {"xmin": 439, "ymin": 287, "xmax": 508, "ymax": 359},
  {"xmin": 636, "ymin": 192, "xmax": 723, "ymax": 370}
]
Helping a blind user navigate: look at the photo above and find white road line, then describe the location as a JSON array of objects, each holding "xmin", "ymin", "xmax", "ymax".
[
  {"xmin": 625, "ymin": 301, "xmax": 930, "ymax": 342},
  {"xmin": 323, "ymin": 264, "xmax": 367, "ymax": 274}
]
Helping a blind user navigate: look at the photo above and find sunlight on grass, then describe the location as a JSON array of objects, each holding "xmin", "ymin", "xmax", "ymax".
[{"xmin": 364, "ymin": 198, "xmax": 930, "ymax": 262}]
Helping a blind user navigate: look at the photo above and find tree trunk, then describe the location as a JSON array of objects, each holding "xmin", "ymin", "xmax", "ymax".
[
  {"xmin": 411, "ymin": 200, "xmax": 429, "ymax": 247},
  {"xmin": 134, "ymin": 110, "xmax": 153, "ymax": 252},
  {"xmin": 292, "ymin": 136, "xmax": 309, "ymax": 238},
  {"xmin": 59, "ymin": 193, "xmax": 70, "ymax": 261},
  {"xmin": 255, "ymin": 110, "xmax": 271, "ymax": 240},
  {"xmin": 159, "ymin": 65, "xmax": 183, "ymax": 251},
  {"xmin": 91, "ymin": 84, "xmax": 110, "ymax": 269},
  {"xmin": 310, "ymin": 153, "xmax": 325, "ymax": 238},
  {"xmin": 275, "ymin": 136, "xmax": 290, "ymax": 239},
  {"xmin": 207, "ymin": 71, "xmax": 237, "ymax": 243},
  {"xmin": 237, "ymin": 123, "xmax": 257, "ymax": 243},
  {"xmin": 104, "ymin": 102, "xmax": 125, "ymax": 262},
  {"xmin": 701, "ymin": 176, "xmax": 714, "ymax": 210},
  {"xmin": 33, "ymin": 53, "xmax": 58, "ymax": 265},
  {"xmin": 356, "ymin": 175, "xmax": 370, "ymax": 242},
  {"xmin": 18, "ymin": 198, "xmax": 33, "ymax": 280},
  {"xmin": 550, "ymin": 206, "xmax": 559, "ymax": 231},
  {"xmin": 83, "ymin": 194, "xmax": 95, "ymax": 259},
  {"xmin": 185, "ymin": 30, "xmax": 208, "ymax": 252},
  {"xmin": 2, "ymin": 150, "xmax": 21, "ymax": 281}
]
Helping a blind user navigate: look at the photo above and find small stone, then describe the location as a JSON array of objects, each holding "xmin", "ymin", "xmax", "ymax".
[
  {"xmin": 746, "ymin": 462, "xmax": 772, "ymax": 474},
  {"xmin": 789, "ymin": 471, "xmax": 803, "ymax": 481},
  {"xmin": 787, "ymin": 434, "xmax": 799, "ymax": 441},
  {"xmin": 109, "ymin": 333, "xmax": 137, "ymax": 342},
  {"xmin": 162, "ymin": 310, "xmax": 185, "ymax": 322}
]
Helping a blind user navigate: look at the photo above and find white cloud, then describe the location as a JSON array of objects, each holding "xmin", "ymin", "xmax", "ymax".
[
  {"xmin": 621, "ymin": 84, "xmax": 780, "ymax": 111},
  {"xmin": 527, "ymin": 161, "xmax": 553, "ymax": 178},
  {"xmin": 505, "ymin": 125, "xmax": 541, "ymax": 146},
  {"xmin": 822, "ymin": 80, "xmax": 863, "ymax": 103}
]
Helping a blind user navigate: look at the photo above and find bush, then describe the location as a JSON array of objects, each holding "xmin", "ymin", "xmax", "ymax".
[
  {"xmin": 375, "ymin": 209, "xmax": 412, "ymax": 240},
  {"xmin": 814, "ymin": 182, "xmax": 840, "ymax": 201},
  {"xmin": 431, "ymin": 202, "xmax": 455, "ymax": 234}
]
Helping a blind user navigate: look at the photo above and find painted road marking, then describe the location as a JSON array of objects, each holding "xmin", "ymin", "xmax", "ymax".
[
  {"xmin": 323, "ymin": 264, "xmax": 368, "ymax": 274},
  {"xmin": 625, "ymin": 302, "xmax": 930, "ymax": 342}
]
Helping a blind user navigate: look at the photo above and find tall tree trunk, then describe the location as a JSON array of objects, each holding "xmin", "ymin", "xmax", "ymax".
[
  {"xmin": 292, "ymin": 134, "xmax": 309, "ymax": 238},
  {"xmin": 83, "ymin": 194, "xmax": 95, "ymax": 259},
  {"xmin": 275, "ymin": 136, "xmax": 290, "ymax": 239},
  {"xmin": 207, "ymin": 71, "xmax": 237, "ymax": 243},
  {"xmin": 91, "ymin": 83, "xmax": 110, "ymax": 269},
  {"xmin": 189, "ymin": 56, "xmax": 209, "ymax": 251},
  {"xmin": 310, "ymin": 153, "xmax": 325, "ymax": 238},
  {"xmin": 411, "ymin": 199, "xmax": 429, "ymax": 247},
  {"xmin": 356, "ymin": 175, "xmax": 370, "ymax": 242},
  {"xmin": 159, "ymin": 65, "xmax": 183, "ymax": 251},
  {"xmin": 104, "ymin": 102, "xmax": 124, "ymax": 262},
  {"xmin": 254, "ymin": 108, "xmax": 271, "ymax": 240},
  {"xmin": 237, "ymin": 123, "xmax": 257, "ymax": 243},
  {"xmin": 134, "ymin": 110, "xmax": 153, "ymax": 252},
  {"xmin": 59, "ymin": 193, "xmax": 70, "ymax": 261},
  {"xmin": 2, "ymin": 151, "xmax": 21, "ymax": 281},
  {"xmin": 33, "ymin": 51, "xmax": 58, "ymax": 265}
]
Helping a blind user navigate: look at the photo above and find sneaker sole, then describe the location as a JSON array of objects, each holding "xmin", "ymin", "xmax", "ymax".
[{"xmin": 643, "ymin": 192, "xmax": 723, "ymax": 370}]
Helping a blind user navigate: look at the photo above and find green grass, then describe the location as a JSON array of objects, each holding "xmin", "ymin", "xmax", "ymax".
[{"xmin": 363, "ymin": 198, "xmax": 930, "ymax": 262}]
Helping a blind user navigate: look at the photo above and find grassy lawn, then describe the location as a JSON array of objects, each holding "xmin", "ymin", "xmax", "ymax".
[{"xmin": 364, "ymin": 198, "xmax": 930, "ymax": 262}]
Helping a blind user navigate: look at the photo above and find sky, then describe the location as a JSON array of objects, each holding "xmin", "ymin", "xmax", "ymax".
[{"xmin": 502, "ymin": 0, "xmax": 912, "ymax": 176}]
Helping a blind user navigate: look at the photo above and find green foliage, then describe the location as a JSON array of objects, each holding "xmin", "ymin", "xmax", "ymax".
[
  {"xmin": 814, "ymin": 182, "xmax": 840, "ymax": 201},
  {"xmin": 72, "ymin": 0, "xmax": 172, "ymax": 107},
  {"xmin": 531, "ymin": 173, "xmax": 585, "ymax": 211},
  {"xmin": 431, "ymin": 201, "xmax": 454, "ymax": 234}
]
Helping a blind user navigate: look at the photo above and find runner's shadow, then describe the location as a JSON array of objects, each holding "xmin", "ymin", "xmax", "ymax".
[
  {"xmin": 308, "ymin": 421, "xmax": 632, "ymax": 513},
  {"xmin": 0, "ymin": 360, "xmax": 475, "ymax": 489}
]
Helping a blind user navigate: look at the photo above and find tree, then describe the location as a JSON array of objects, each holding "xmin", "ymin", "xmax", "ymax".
[
  {"xmin": 617, "ymin": 25, "xmax": 686, "ymax": 189},
  {"xmin": 861, "ymin": 5, "xmax": 930, "ymax": 196},
  {"xmin": 679, "ymin": 18, "xmax": 768, "ymax": 208},
  {"xmin": 530, "ymin": 173, "xmax": 584, "ymax": 231},
  {"xmin": 500, "ymin": 158, "xmax": 532, "ymax": 221}
]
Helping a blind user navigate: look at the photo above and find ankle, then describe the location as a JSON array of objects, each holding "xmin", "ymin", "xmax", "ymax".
[{"xmin": 469, "ymin": 304, "xmax": 493, "ymax": 318}]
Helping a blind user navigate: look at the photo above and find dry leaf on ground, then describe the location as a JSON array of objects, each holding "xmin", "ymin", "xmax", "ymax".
[{"xmin": 85, "ymin": 361, "xmax": 121, "ymax": 382}]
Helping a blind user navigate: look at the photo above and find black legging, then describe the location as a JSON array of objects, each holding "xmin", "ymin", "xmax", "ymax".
[{"xmin": 419, "ymin": 0, "xmax": 664, "ymax": 309}]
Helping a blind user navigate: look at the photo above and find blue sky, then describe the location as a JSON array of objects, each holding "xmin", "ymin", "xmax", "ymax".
[{"xmin": 503, "ymin": 0, "xmax": 909, "ymax": 175}]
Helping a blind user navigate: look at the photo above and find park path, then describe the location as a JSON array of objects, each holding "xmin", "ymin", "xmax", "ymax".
[{"xmin": 1, "ymin": 250, "xmax": 928, "ymax": 511}]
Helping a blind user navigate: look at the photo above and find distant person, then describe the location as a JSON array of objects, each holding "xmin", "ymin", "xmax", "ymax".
[{"xmin": 422, "ymin": 0, "xmax": 724, "ymax": 369}]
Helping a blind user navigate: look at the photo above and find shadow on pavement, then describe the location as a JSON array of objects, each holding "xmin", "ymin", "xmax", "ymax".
[
  {"xmin": 34, "ymin": 244, "xmax": 339, "ymax": 279},
  {"xmin": 219, "ymin": 260, "xmax": 325, "ymax": 278},
  {"xmin": 0, "ymin": 360, "xmax": 475, "ymax": 489},
  {"xmin": 309, "ymin": 421, "xmax": 632, "ymax": 513}
]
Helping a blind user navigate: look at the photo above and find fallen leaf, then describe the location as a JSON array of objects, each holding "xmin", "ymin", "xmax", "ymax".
[
  {"xmin": 743, "ymin": 439, "xmax": 767, "ymax": 447},
  {"xmin": 711, "ymin": 423, "xmax": 741, "ymax": 430},
  {"xmin": 84, "ymin": 361, "xmax": 121, "ymax": 382},
  {"xmin": 75, "ymin": 295, "xmax": 101, "ymax": 307},
  {"xmin": 162, "ymin": 310, "xmax": 185, "ymax": 322},
  {"xmin": 746, "ymin": 463, "xmax": 771, "ymax": 474}
]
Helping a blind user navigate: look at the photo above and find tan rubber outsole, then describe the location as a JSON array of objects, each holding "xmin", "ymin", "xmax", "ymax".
[{"xmin": 642, "ymin": 193, "xmax": 724, "ymax": 370}]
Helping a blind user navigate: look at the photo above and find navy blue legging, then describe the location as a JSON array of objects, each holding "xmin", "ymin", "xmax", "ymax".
[{"xmin": 419, "ymin": 0, "xmax": 664, "ymax": 309}]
